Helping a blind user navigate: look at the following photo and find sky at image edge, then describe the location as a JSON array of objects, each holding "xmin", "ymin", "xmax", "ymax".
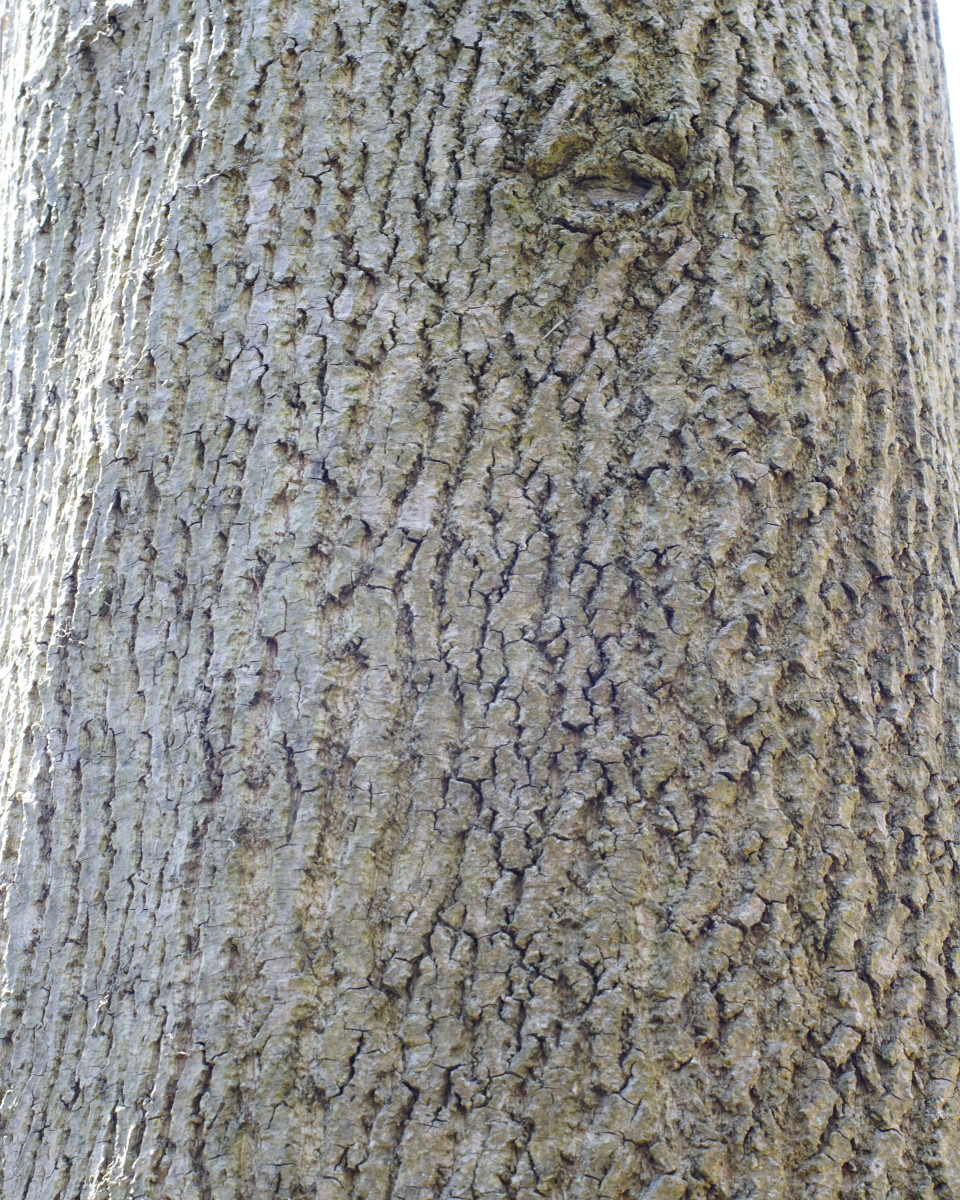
[{"xmin": 939, "ymin": 2, "xmax": 960, "ymax": 177}]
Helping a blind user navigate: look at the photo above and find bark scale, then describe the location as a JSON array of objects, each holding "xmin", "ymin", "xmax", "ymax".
[{"xmin": 1, "ymin": 1, "xmax": 959, "ymax": 1197}]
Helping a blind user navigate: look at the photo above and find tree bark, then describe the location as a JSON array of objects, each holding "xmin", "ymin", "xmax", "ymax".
[{"xmin": 1, "ymin": 0, "xmax": 959, "ymax": 1197}]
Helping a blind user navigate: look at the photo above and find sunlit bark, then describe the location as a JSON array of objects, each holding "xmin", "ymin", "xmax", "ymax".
[{"xmin": 1, "ymin": 1, "xmax": 960, "ymax": 1197}]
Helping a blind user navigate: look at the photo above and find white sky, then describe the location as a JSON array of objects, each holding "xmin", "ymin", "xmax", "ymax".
[{"xmin": 940, "ymin": 3, "xmax": 960, "ymax": 176}]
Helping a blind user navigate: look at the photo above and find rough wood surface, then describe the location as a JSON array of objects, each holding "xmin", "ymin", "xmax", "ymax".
[{"xmin": 2, "ymin": 1, "xmax": 960, "ymax": 1197}]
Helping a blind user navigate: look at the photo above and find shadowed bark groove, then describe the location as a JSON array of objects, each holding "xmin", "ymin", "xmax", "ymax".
[{"xmin": 1, "ymin": 1, "xmax": 960, "ymax": 1197}]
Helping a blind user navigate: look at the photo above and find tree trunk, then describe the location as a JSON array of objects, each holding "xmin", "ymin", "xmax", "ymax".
[{"xmin": 2, "ymin": 0, "xmax": 959, "ymax": 1196}]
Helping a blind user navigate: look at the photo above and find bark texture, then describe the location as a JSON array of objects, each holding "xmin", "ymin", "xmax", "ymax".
[{"xmin": 2, "ymin": 0, "xmax": 960, "ymax": 1197}]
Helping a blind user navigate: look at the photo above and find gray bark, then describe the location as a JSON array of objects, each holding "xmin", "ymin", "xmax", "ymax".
[{"xmin": 1, "ymin": 0, "xmax": 960, "ymax": 1197}]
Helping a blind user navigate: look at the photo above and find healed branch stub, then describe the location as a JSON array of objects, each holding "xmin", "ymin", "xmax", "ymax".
[{"xmin": 1, "ymin": 1, "xmax": 959, "ymax": 1198}]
